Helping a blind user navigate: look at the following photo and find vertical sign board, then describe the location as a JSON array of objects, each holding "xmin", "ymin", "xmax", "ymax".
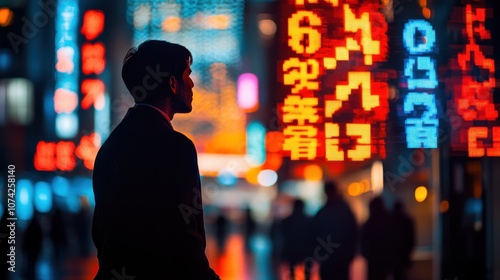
[
  {"xmin": 400, "ymin": 19, "xmax": 439, "ymax": 149},
  {"xmin": 279, "ymin": 0, "xmax": 389, "ymax": 162},
  {"xmin": 447, "ymin": 0, "xmax": 499, "ymax": 157},
  {"xmin": 34, "ymin": 4, "xmax": 108, "ymax": 172}
]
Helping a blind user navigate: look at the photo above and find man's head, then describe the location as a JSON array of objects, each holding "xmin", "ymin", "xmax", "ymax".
[{"xmin": 122, "ymin": 40, "xmax": 194, "ymax": 113}]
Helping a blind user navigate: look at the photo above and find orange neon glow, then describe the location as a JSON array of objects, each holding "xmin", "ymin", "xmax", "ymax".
[
  {"xmin": 283, "ymin": 58, "xmax": 319, "ymax": 93},
  {"xmin": 295, "ymin": 0, "xmax": 339, "ymax": 6},
  {"xmin": 81, "ymin": 10, "xmax": 105, "ymax": 41},
  {"xmin": 342, "ymin": 4, "xmax": 380, "ymax": 65},
  {"xmin": 325, "ymin": 123, "xmax": 343, "ymax": 161},
  {"xmin": 75, "ymin": 133, "xmax": 101, "ymax": 170},
  {"xmin": 262, "ymin": 153, "xmax": 283, "ymax": 171},
  {"xmin": 288, "ymin": 11, "xmax": 322, "ymax": 54},
  {"xmin": 0, "ymin": 8, "xmax": 14, "ymax": 27},
  {"xmin": 56, "ymin": 47, "xmax": 75, "ymax": 74},
  {"xmin": 282, "ymin": 95, "xmax": 319, "ymax": 125},
  {"xmin": 303, "ymin": 164, "xmax": 322, "ymax": 181},
  {"xmin": 295, "ymin": 0, "xmax": 318, "ymax": 5},
  {"xmin": 81, "ymin": 42, "xmax": 106, "ymax": 75},
  {"xmin": 346, "ymin": 123, "xmax": 371, "ymax": 161},
  {"xmin": 468, "ymin": 127, "xmax": 488, "ymax": 157},
  {"xmin": 283, "ymin": 125, "xmax": 318, "ymax": 160},
  {"xmin": 205, "ymin": 14, "xmax": 231, "ymax": 29},
  {"xmin": 325, "ymin": 4, "xmax": 388, "ymax": 69},
  {"xmin": 54, "ymin": 88, "xmax": 78, "ymax": 113},
  {"xmin": 336, "ymin": 72, "xmax": 379, "ymax": 111},
  {"xmin": 56, "ymin": 141, "xmax": 76, "ymax": 171},
  {"xmin": 266, "ymin": 132, "xmax": 284, "ymax": 153},
  {"xmin": 162, "ymin": 16, "xmax": 181, "ymax": 32},
  {"xmin": 81, "ymin": 79, "xmax": 105, "ymax": 110},
  {"xmin": 34, "ymin": 141, "xmax": 57, "ymax": 171},
  {"xmin": 214, "ymin": 235, "xmax": 247, "ymax": 279}
]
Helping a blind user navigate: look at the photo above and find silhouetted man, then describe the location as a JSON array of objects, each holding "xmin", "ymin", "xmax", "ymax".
[
  {"xmin": 92, "ymin": 40, "xmax": 219, "ymax": 280},
  {"xmin": 313, "ymin": 181, "xmax": 358, "ymax": 280}
]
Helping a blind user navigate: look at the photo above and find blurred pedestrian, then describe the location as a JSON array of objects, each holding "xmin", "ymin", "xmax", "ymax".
[
  {"xmin": 391, "ymin": 201, "xmax": 415, "ymax": 280},
  {"xmin": 361, "ymin": 196, "xmax": 394, "ymax": 280},
  {"xmin": 281, "ymin": 199, "xmax": 313, "ymax": 280},
  {"xmin": 313, "ymin": 181, "xmax": 358, "ymax": 280},
  {"xmin": 244, "ymin": 207, "xmax": 256, "ymax": 251},
  {"xmin": 215, "ymin": 211, "xmax": 228, "ymax": 253},
  {"xmin": 49, "ymin": 205, "xmax": 67, "ymax": 260},
  {"xmin": 22, "ymin": 212, "xmax": 43, "ymax": 280}
]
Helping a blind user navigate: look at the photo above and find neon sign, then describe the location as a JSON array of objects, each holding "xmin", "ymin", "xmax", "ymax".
[
  {"xmin": 279, "ymin": 0, "xmax": 389, "ymax": 161},
  {"xmin": 447, "ymin": 2, "xmax": 499, "ymax": 157},
  {"xmin": 54, "ymin": 0, "xmax": 79, "ymax": 139},
  {"xmin": 34, "ymin": 8, "xmax": 107, "ymax": 172},
  {"xmin": 401, "ymin": 19, "xmax": 439, "ymax": 148}
]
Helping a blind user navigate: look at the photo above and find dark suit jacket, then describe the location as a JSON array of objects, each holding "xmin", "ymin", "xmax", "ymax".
[{"xmin": 92, "ymin": 105, "xmax": 219, "ymax": 280}]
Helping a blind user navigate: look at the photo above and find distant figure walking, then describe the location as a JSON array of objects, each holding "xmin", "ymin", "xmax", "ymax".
[
  {"xmin": 22, "ymin": 212, "xmax": 43, "ymax": 280},
  {"xmin": 313, "ymin": 181, "xmax": 358, "ymax": 280},
  {"xmin": 244, "ymin": 208, "xmax": 256, "ymax": 251},
  {"xmin": 361, "ymin": 196, "xmax": 394, "ymax": 280},
  {"xmin": 215, "ymin": 211, "xmax": 228, "ymax": 253},
  {"xmin": 49, "ymin": 206, "xmax": 67, "ymax": 260},
  {"xmin": 281, "ymin": 199, "xmax": 313, "ymax": 280},
  {"xmin": 391, "ymin": 201, "xmax": 415, "ymax": 280}
]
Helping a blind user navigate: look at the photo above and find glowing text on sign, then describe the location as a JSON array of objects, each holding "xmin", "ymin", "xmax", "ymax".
[
  {"xmin": 447, "ymin": 3, "xmax": 499, "ymax": 157},
  {"xmin": 280, "ymin": 0, "xmax": 389, "ymax": 161},
  {"xmin": 402, "ymin": 19, "xmax": 438, "ymax": 148}
]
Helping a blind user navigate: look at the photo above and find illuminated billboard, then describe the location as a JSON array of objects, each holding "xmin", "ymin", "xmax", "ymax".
[
  {"xmin": 447, "ymin": 1, "xmax": 499, "ymax": 157},
  {"xmin": 278, "ymin": 0, "xmax": 389, "ymax": 161}
]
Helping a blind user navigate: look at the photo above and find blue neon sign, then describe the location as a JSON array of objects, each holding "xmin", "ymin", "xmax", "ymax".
[{"xmin": 402, "ymin": 19, "xmax": 439, "ymax": 148}]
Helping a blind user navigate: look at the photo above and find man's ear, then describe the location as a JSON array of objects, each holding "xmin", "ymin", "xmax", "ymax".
[{"xmin": 169, "ymin": 76, "xmax": 177, "ymax": 94}]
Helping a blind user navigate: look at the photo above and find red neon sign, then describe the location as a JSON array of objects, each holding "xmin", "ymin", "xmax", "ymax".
[
  {"xmin": 81, "ymin": 10, "xmax": 105, "ymax": 41},
  {"xmin": 447, "ymin": 3, "xmax": 499, "ymax": 157}
]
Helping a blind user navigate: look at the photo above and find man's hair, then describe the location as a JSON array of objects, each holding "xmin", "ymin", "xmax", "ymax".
[{"xmin": 121, "ymin": 40, "xmax": 192, "ymax": 103}]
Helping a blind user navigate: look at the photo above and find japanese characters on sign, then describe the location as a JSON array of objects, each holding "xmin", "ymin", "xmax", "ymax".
[
  {"xmin": 279, "ymin": 0, "xmax": 389, "ymax": 161},
  {"xmin": 447, "ymin": 1, "xmax": 499, "ymax": 157},
  {"xmin": 34, "ymin": 8, "xmax": 105, "ymax": 172}
]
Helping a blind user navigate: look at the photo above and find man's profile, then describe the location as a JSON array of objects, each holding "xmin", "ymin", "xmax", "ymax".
[{"xmin": 92, "ymin": 40, "xmax": 220, "ymax": 279}]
